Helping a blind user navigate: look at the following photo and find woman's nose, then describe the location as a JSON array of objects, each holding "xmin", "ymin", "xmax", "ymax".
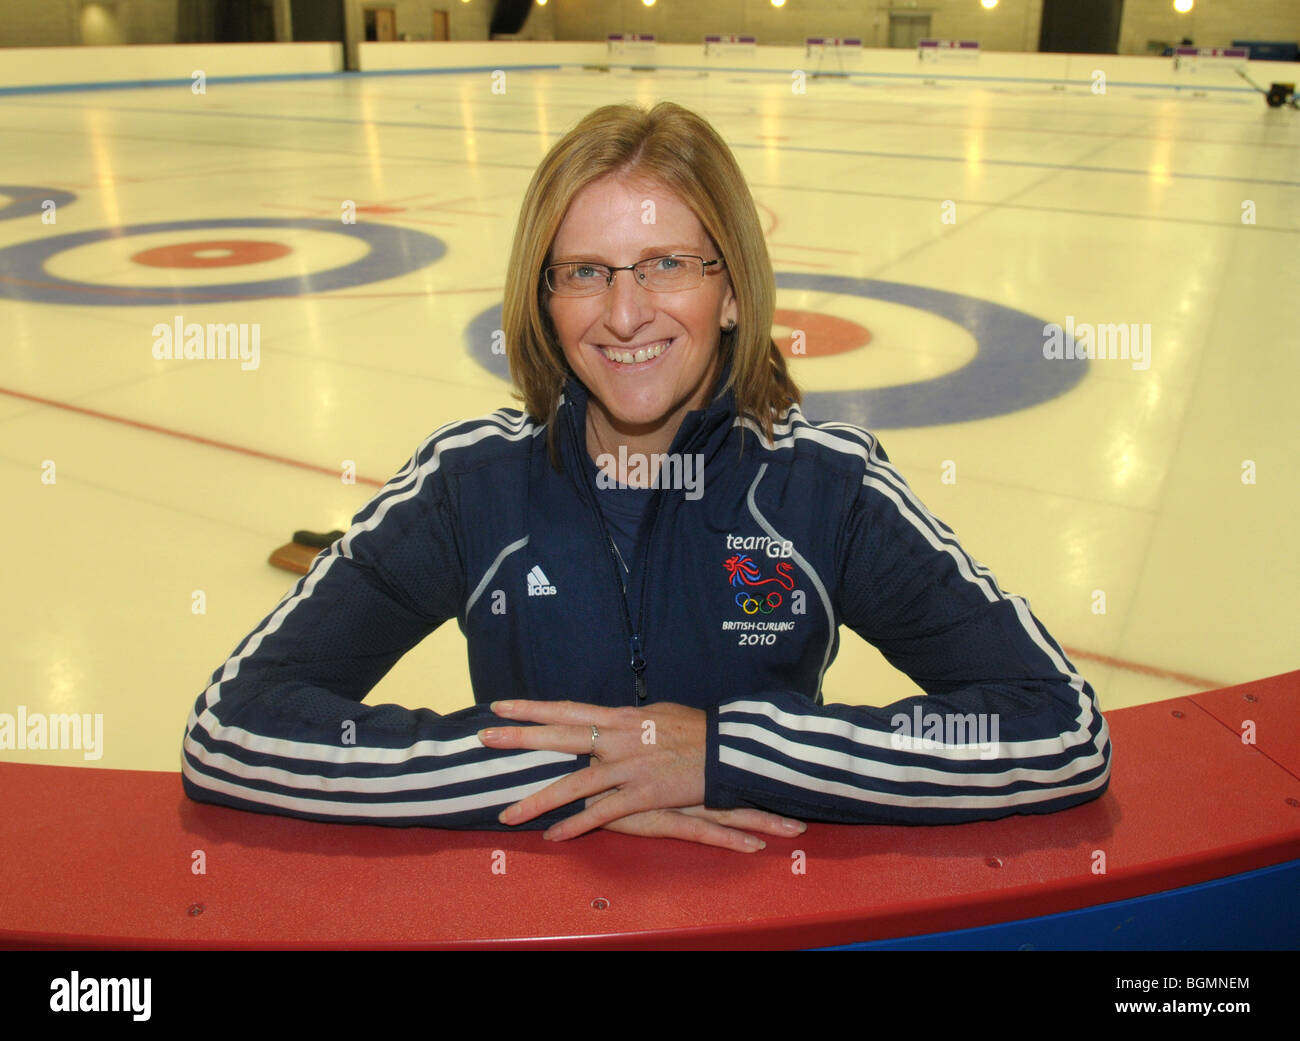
[{"xmin": 601, "ymin": 268, "xmax": 656, "ymax": 335}]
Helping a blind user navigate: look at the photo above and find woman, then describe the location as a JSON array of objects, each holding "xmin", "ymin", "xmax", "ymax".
[{"xmin": 181, "ymin": 102, "xmax": 1110, "ymax": 852}]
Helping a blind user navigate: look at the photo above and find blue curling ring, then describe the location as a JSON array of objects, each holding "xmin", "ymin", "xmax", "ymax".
[{"xmin": 0, "ymin": 217, "xmax": 445, "ymax": 306}]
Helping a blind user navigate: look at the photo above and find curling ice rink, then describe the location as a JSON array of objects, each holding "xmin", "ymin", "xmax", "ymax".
[{"xmin": 1, "ymin": 61, "xmax": 1296, "ymax": 772}]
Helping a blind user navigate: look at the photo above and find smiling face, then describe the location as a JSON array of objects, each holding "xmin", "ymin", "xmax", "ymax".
[{"xmin": 545, "ymin": 173, "xmax": 737, "ymax": 453}]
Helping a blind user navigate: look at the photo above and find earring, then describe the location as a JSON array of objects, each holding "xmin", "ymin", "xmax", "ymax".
[{"xmin": 723, "ymin": 319, "xmax": 737, "ymax": 332}]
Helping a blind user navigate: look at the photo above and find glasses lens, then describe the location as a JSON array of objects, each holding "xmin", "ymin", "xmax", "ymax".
[
  {"xmin": 639, "ymin": 255, "xmax": 702, "ymax": 292},
  {"xmin": 548, "ymin": 263, "xmax": 608, "ymax": 296},
  {"xmin": 546, "ymin": 256, "xmax": 706, "ymax": 295}
]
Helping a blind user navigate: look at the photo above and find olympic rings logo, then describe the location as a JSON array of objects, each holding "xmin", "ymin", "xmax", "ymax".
[{"xmin": 736, "ymin": 591, "xmax": 783, "ymax": 615}]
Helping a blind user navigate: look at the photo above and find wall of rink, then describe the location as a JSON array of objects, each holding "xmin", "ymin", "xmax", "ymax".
[
  {"xmin": 0, "ymin": 42, "xmax": 343, "ymax": 91},
  {"xmin": 355, "ymin": 40, "xmax": 1290, "ymax": 96},
  {"xmin": 2, "ymin": 39, "xmax": 1295, "ymax": 97}
]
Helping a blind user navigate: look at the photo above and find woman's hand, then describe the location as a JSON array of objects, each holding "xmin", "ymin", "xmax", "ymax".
[
  {"xmin": 478, "ymin": 699, "xmax": 804, "ymax": 848},
  {"xmin": 590, "ymin": 795, "xmax": 807, "ymax": 852}
]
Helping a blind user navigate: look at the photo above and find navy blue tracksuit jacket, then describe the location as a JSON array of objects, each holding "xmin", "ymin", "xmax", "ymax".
[{"xmin": 181, "ymin": 369, "xmax": 1111, "ymax": 830}]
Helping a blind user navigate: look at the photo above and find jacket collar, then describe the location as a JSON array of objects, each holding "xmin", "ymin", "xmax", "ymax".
[{"xmin": 557, "ymin": 352, "xmax": 738, "ymax": 482}]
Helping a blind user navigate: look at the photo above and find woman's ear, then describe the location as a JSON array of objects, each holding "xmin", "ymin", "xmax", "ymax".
[{"xmin": 721, "ymin": 277, "xmax": 738, "ymax": 331}]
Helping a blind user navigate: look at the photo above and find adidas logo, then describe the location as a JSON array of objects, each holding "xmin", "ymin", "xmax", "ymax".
[{"xmin": 527, "ymin": 565, "xmax": 557, "ymax": 597}]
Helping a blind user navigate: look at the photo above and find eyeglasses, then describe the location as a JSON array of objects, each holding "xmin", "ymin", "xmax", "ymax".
[{"xmin": 543, "ymin": 254, "xmax": 724, "ymax": 297}]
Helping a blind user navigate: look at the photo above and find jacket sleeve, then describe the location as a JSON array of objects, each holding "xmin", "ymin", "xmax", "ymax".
[
  {"xmin": 180, "ymin": 430, "xmax": 588, "ymax": 830},
  {"xmin": 705, "ymin": 432, "xmax": 1111, "ymax": 825}
]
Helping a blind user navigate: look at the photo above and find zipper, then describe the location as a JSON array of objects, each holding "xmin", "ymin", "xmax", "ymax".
[
  {"xmin": 627, "ymin": 491, "xmax": 666, "ymax": 702},
  {"xmin": 629, "ymin": 632, "xmax": 646, "ymax": 700}
]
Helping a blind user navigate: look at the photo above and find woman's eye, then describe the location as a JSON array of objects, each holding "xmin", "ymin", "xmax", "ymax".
[
  {"xmin": 574, "ymin": 265, "xmax": 601, "ymax": 279},
  {"xmin": 655, "ymin": 257, "xmax": 681, "ymax": 271}
]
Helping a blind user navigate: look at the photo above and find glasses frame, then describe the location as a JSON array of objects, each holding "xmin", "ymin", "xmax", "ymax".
[{"xmin": 542, "ymin": 253, "xmax": 725, "ymax": 297}]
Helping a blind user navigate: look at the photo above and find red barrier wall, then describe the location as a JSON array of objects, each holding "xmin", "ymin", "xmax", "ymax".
[{"xmin": 2, "ymin": 671, "xmax": 1296, "ymax": 949}]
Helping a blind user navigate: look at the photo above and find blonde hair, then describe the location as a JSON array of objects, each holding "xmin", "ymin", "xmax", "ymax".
[{"xmin": 501, "ymin": 101, "xmax": 800, "ymax": 464}]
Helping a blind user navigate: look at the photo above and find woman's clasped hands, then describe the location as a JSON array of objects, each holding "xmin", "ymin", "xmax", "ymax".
[{"xmin": 478, "ymin": 699, "xmax": 805, "ymax": 852}]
